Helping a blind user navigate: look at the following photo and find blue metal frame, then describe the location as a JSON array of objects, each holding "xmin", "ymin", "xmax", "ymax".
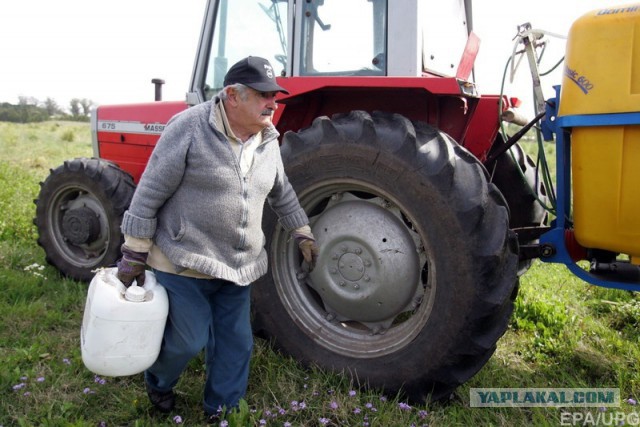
[{"xmin": 538, "ymin": 86, "xmax": 640, "ymax": 291}]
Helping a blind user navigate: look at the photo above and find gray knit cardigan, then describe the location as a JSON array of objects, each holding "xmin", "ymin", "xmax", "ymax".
[{"xmin": 120, "ymin": 99, "xmax": 309, "ymax": 285}]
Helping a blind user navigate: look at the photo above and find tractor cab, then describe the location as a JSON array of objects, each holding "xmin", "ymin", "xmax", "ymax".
[{"xmin": 187, "ymin": 0, "xmax": 474, "ymax": 105}]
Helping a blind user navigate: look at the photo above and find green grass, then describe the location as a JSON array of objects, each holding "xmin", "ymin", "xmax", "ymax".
[{"xmin": 2, "ymin": 121, "xmax": 640, "ymax": 426}]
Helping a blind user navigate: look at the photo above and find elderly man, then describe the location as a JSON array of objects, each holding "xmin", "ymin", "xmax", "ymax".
[{"xmin": 116, "ymin": 56, "xmax": 318, "ymax": 422}]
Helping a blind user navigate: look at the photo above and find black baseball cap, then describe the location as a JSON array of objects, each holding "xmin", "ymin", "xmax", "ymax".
[{"xmin": 223, "ymin": 56, "xmax": 289, "ymax": 94}]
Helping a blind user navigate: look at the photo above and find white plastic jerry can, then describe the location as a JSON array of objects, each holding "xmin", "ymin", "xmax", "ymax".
[{"xmin": 81, "ymin": 268, "xmax": 169, "ymax": 376}]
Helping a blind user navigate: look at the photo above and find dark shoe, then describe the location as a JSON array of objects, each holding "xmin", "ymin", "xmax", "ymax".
[
  {"xmin": 205, "ymin": 411, "xmax": 222, "ymax": 425},
  {"xmin": 146, "ymin": 383, "xmax": 175, "ymax": 413}
]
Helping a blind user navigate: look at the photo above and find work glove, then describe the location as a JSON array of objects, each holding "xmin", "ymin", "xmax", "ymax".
[
  {"xmin": 292, "ymin": 228, "xmax": 319, "ymax": 272},
  {"xmin": 116, "ymin": 244, "xmax": 148, "ymax": 287}
]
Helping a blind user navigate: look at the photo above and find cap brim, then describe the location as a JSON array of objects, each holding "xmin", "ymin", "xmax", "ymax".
[{"xmin": 245, "ymin": 81, "xmax": 290, "ymax": 95}]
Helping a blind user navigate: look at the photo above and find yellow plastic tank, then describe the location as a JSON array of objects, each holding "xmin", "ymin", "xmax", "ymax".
[{"xmin": 559, "ymin": 4, "xmax": 640, "ymax": 261}]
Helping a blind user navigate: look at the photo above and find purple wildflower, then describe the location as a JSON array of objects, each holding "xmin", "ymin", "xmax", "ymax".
[
  {"xmin": 398, "ymin": 402, "xmax": 412, "ymax": 411},
  {"xmin": 627, "ymin": 398, "xmax": 637, "ymax": 405},
  {"xmin": 330, "ymin": 401, "xmax": 339, "ymax": 410},
  {"xmin": 23, "ymin": 391, "xmax": 31, "ymax": 396},
  {"xmin": 20, "ymin": 376, "xmax": 28, "ymax": 381},
  {"xmin": 278, "ymin": 407, "xmax": 286, "ymax": 415},
  {"xmin": 220, "ymin": 421, "xmax": 229, "ymax": 427},
  {"xmin": 36, "ymin": 377, "xmax": 45, "ymax": 383},
  {"xmin": 98, "ymin": 422, "xmax": 107, "ymax": 427},
  {"xmin": 418, "ymin": 410, "xmax": 428, "ymax": 419},
  {"xmin": 354, "ymin": 408, "xmax": 362, "ymax": 414},
  {"xmin": 259, "ymin": 419, "xmax": 267, "ymax": 425},
  {"xmin": 349, "ymin": 390, "xmax": 357, "ymax": 397},
  {"xmin": 173, "ymin": 415, "xmax": 183, "ymax": 424},
  {"xmin": 291, "ymin": 400, "xmax": 307, "ymax": 412},
  {"xmin": 284, "ymin": 423, "xmax": 292, "ymax": 427},
  {"xmin": 319, "ymin": 418, "xmax": 330, "ymax": 425},
  {"xmin": 379, "ymin": 396, "xmax": 387, "ymax": 402},
  {"xmin": 94, "ymin": 375, "xmax": 106, "ymax": 385},
  {"xmin": 12, "ymin": 383, "xmax": 26, "ymax": 390},
  {"xmin": 83, "ymin": 387, "xmax": 95, "ymax": 394},
  {"xmin": 63, "ymin": 358, "xmax": 71, "ymax": 365}
]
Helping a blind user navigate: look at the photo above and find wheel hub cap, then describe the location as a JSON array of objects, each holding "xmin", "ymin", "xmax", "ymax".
[
  {"xmin": 308, "ymin": 195, "xmax": 420, "ymax": 324},
  {"xmin": 62, "ymin": 207, "xmax": 100, "ymax": 245}
]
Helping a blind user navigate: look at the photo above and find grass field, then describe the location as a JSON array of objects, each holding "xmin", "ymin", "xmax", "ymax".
[{"xmin": 1, "ymin": 121, "xmax": 640, "ymax": 426}]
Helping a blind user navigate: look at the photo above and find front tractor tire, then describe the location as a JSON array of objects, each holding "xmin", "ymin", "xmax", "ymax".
[
  {"xmin": 34, "ymin": 158, "xmax": 135, "ymax": 282},
  {"xmin": 253, "ymin": 111, "xmax": 519, "ymax": 402}
]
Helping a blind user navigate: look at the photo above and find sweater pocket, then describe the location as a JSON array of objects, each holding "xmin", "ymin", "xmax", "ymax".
[{"xmin": 168, "ymin": 215, "xmax": 186, "ymax": 241}]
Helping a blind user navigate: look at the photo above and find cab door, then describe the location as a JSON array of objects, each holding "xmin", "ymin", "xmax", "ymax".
[{"xmin": 187, "ymin": 0, "xmax": 293, "ymax": 105}]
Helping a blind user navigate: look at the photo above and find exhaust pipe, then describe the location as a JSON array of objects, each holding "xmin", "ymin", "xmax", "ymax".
[{"xmin": 151, "ymin": 78, "xmax": 165, "ymax": 101}]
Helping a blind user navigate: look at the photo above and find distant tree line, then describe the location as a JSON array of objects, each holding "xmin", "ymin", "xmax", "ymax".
[{"xmin": 0, "ymin": 96, "xmax": 94, "ymax": 123}]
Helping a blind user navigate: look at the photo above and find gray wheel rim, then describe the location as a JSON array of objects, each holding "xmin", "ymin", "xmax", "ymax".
[
  {"xmin": 46, "ymin": 183, "xmax": 111, "ymax": 268},
  {"xmin": 270, "ymin": 179, "xmax": 436, "ymax": 358}
]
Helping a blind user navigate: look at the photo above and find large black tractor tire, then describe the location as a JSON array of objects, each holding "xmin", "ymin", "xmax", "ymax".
[
  {"xmin": 488, "ymin": 139, "xmax": 547, "ymax": 274},
  {"xmin": 253, "ymin": 111, "xmax": 519, "ymax": 402},
  {"xmin": 34, "ymin": 158, "xmax": 135, "ymax": 282}
]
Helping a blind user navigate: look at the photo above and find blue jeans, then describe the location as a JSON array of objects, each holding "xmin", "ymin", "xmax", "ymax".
[{"xmin": 145, "ymin": 271, "xmax": 253, "ymax": 414}]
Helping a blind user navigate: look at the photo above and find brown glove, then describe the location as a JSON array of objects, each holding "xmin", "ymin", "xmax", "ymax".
[
  {"xmin": 116, "ymin": 244, "xmax": 148, "ymax": 287},
  {"xmin": 292, "ymin": 228, "xmax": 319, "ymax": 271},
  {"xmin": 298, "ymin": 238, "xmax": 319, "ymax": 271}
]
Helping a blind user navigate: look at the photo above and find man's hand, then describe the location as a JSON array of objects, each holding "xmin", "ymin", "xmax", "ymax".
[
  {"xmin": 298, "ymin": 238, "xmax": 319, "ymax": 271},
  {"xmin": 116, "ymin": 245, "xmax": 148, "ymax": 287},
  {"xmin": 292, "ymin": 226, "xmax": 319, "ymax": 271}
]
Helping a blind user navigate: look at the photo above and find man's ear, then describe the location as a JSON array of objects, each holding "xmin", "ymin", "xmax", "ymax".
[{"xmin": 225, "ymin": 88, "xmax": 240, "ymax": 107}]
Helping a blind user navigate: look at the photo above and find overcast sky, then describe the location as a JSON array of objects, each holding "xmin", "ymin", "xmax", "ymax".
[{"xmin": 0, "ymin": 0, "xmax": 623, "ymax": 116}]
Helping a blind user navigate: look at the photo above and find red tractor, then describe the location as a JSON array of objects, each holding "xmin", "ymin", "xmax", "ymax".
[{"xmin": 35, "ymin": 0, "xmax": 554, "ymax": 402}]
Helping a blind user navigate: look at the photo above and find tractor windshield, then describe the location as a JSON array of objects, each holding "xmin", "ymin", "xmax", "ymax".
[
  {"xmin": 200, "ymin": 0, "xmax": 388, "ymax": 100},
  {"xmin": 203, "ymin": 0, "xmax": 289, "ymax": 99},
  {"xmin": 299, "ymin": 0, "xmax": 387, "ymax": 76}
]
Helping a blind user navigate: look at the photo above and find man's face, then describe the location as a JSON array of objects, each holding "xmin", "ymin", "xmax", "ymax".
[{"xmin": 229, "ymin": 87, "xmax": 279, "ymax": 138}]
